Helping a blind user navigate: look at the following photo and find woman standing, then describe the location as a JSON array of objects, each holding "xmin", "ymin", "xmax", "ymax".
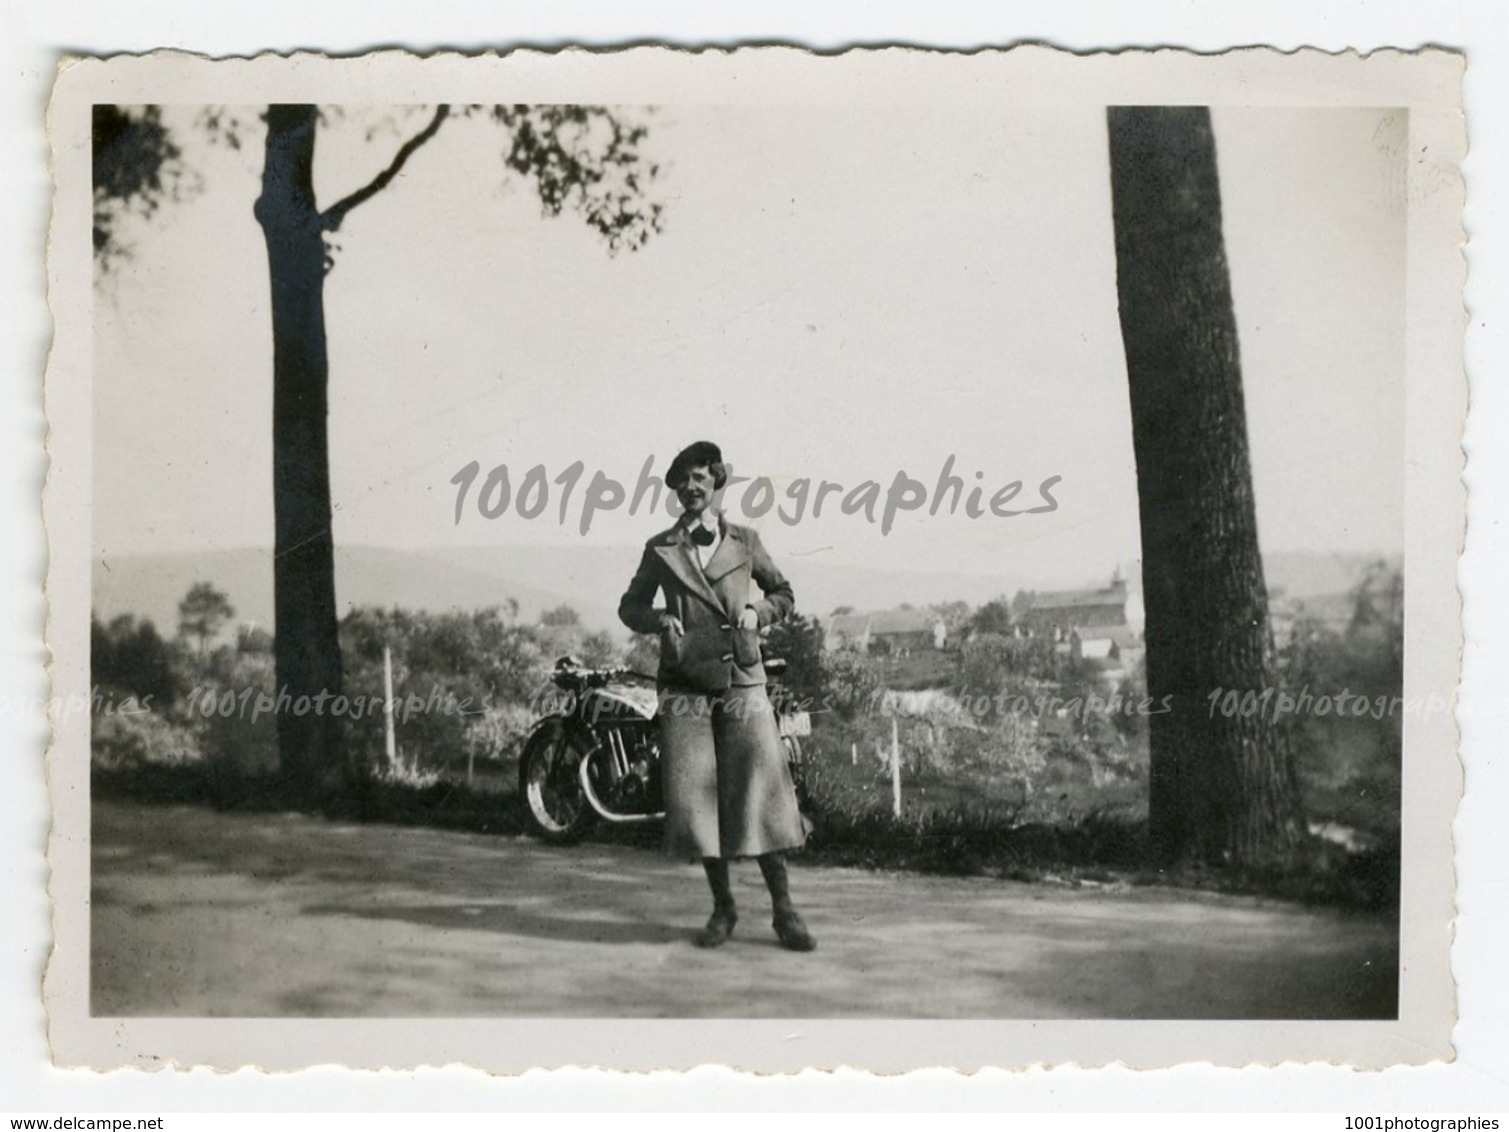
[{"xmin": 618, "ymin": 441, "xmax": 815, "ymax": 951}]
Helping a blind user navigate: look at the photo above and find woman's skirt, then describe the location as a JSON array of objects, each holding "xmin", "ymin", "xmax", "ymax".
[{"xmin": 657, "ymin": 683, "xmax": 809, "ymax": 860}]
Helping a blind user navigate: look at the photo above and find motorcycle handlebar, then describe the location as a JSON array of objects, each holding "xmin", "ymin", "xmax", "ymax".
[
  {"xmin": 551, "ymin": 659, "xmax": 647, "ymax": 686},
  {"xmin": 551, "ymin": 655, "xmax": 787, "ymax": 686}
]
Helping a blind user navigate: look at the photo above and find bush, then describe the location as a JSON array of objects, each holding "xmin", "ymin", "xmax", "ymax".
[
  {"xmin": 1278, "ymin": 562, "xmax": 1404, "ymax": 837},
  {"xmin": 818, "ymin": 650, "xmax": 883, "ymax": 719},
  {"xmin": 957, "ymin": 633, "xmax": 1063, "ymax": 710},
  {"xmin": 459, "ymin": 699, "xmax": 537, "ymax": 786},
  {"xmin": 91, "ymin": 705, "xmax": 202, "ymax": 771},
  {"xmin": 92, "ymin": 612, "xmax": 190, "ymax": 706},
  {"xmin": 340, "ymin": 606, "xmax": 555, "ymax": 776}
]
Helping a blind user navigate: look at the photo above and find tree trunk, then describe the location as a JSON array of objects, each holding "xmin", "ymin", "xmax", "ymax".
[
  {"xmin": 1106, "ymin": 106, "xmax": 1306, "ymax": 868},
  {"xmin": 253, "ymin": 105, "xmax": 351, "ymax": 808}
]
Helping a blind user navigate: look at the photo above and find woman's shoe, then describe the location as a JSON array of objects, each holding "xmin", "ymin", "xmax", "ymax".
[
  {"xmin": 772, "ymin": 908, "xmax": 817, "ymax": 952},
  {"xmin": 695, "ymin": 906, "xmax": 738, "ymax": 949}
]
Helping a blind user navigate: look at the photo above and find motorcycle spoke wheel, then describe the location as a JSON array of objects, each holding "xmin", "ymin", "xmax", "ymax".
[{"xmin": 520, "ymin": 729, "xmax": 592, "ymax": 842}]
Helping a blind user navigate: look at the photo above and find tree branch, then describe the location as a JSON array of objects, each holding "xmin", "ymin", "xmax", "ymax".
[{"xmin": 320, "ymin": 105, "xmax": 451, "ymax": 231}]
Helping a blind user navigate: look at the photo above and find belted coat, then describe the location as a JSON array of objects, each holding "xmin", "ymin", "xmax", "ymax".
[{"xmin": 617, "ymin": 518, "xmax": 795, "ymax": 691}]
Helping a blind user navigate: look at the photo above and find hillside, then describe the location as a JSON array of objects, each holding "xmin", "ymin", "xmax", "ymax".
[
  {"xmin": 92, "ymin": 543, "xmax": 1393, "ymax": 641},
  {"xmin": 90, "ymin": 545, "xmax": 623, "ymax": 639}
]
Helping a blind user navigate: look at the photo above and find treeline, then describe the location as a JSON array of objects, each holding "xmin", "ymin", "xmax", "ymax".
[
  {"xmin": 769, "ymin": 565, "xmax": 1403, "ymax": 840},
  {"xmin": 90, "ymin": 588, "xmax": 619, "ymax": 789},
  {"xmin": 92, "ymin": 561, "xmax": 1403, "ymax": 845}
]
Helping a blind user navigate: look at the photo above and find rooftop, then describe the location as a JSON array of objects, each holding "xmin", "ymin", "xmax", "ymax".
[{"xmin": 826, "ymin": 607, "xmax": 942, "ymax": 637}]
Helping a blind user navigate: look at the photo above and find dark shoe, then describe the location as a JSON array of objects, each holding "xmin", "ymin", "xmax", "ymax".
[
  {"xmin": 772, "ymin": 908, "xmax": 817, "ymax": 952},
  {"xmin": 695, "ymin": 906, "xmax": 738, "ymax": 949}
]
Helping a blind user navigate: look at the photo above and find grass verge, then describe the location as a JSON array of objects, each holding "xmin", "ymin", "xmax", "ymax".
[{"xmin": 92, "ymin": 764, "xmax": 1398, "ymax": 914}]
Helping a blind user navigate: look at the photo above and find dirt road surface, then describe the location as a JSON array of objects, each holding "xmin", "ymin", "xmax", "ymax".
[{"xmin": 91, "ymin": 800, "xmax": 1397, "ymax": 1018}]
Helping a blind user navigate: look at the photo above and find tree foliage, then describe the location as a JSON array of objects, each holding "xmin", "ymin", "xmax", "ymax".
[
  {"xmin": 486, "ymin": 104, "xmax": 665, "ymax": 252},
  {"xmin": 177, "ymin": 582, "xmax": 236, "ymax": 654},
  {"xmin": 957, "ymin": 632, "xmax": 1065, "ymax": 717},
  {"xmin": 93, "ymin": 103, "xmax": 668, "ymax": 272},
  {"xmin": 818, "ymin": 649, "xmax": 884, "ymax": 720},
  {"xmin": 968, "ymin": 598, "xmax": 1014, "ymax": 637},
  {"xmin": 761, "ymin": 612, "xmax": 827, "ymax": 707},
  {"xmin": 91, "ymin": 612, "xmax": 186, "ymax": 705},
  {"xmin": 340, "ymin": 605, "xmax": 551, "ymax": 774},
  {"xmin": 92, "ymin": 106, "xmax": 192, "ymax": 268},
  {"xmin": 539, "ymin": 604, "xmax": 582, "ymax": 627}
]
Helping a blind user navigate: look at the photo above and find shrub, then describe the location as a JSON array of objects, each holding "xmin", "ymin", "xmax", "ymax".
[
  {"xmin": 91, "ymin": 704, "xmax": 201, "ymax": 771},
  {"xmin": 91, "ymin": 611, "xmax": 189, "ymax": 706}
]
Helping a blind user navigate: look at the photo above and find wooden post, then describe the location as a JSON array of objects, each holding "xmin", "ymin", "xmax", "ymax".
[
  {"xmin": 891, "ymin": 716, "xmax": 902, "ymax": 818},
  {"xmin": 382, "ymin": 644, "xmax": 397, "ymax": 773}
]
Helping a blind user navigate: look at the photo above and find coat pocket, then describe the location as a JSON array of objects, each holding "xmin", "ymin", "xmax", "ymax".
[
  {"xmin": 661, "ymin": 625, "xmax": 687, "ymax": 670},
  {"xmin": 732, "ymin": 626, "xmax": 762, "ymax": 669}
]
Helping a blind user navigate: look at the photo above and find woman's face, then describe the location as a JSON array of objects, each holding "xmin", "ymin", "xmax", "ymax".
[{"xmin": 675, "ymin": 464, "xmax": 718, "ymax": 518}]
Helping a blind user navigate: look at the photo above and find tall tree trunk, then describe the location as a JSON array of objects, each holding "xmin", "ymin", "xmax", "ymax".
[
  {"xmin": 1106, "ymin": 106, "xmax": 1306, "ymax": 868},
  {"xmin": 253, "ymin": 105, "xmax": 350, "ymax": 808}
]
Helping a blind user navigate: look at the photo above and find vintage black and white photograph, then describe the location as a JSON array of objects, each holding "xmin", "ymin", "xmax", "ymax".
[{"xmin": 43, "ymin": 47, "xmax": 1464, "ymax": 1071}]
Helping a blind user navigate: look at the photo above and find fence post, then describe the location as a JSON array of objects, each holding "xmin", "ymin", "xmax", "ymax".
[
  {"xmin": 891, "ymin": 716, "xmax": 902, "ymax": 818},
  {"xmin": 382, "ymin": 644, "xmax": 398, "ymax": 773}
]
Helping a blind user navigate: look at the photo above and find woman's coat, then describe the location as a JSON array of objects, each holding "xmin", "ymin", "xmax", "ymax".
[
  {"xmin": 618, "ymin": 518, "xmax": 794, "ymax": 692},
  {"xmin": 618, "ymin": 517, "xmax": 807, "ymax": 858}
]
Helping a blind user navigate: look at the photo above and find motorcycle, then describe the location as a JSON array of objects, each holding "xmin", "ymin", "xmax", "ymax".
[{"xmin": 518, "ymin": 654, "xmax": 812, "ymax": 844}]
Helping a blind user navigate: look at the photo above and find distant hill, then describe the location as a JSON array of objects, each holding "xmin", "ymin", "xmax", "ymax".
[
  {"xmin": 90, "ymin": 545, "xmax": 625, "ymax": 640},
  {"xmin": 434, "ymin": 544, "xmax": 1051, "ymax": 623},
  {"xmin": 1263, "ymin": 550, "xmax": 1399, "ymax": 600},
  {"xmin": 91, "ymin": 543, "xmax": 1396, "ymax": 642}
]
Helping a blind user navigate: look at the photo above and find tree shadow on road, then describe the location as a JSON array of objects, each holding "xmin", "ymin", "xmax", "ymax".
[{"xmin": 300, "ymin": 900, "xmax": 690, "ymax": 947}]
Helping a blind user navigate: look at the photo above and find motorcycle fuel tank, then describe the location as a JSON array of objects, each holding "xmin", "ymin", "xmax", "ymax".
[{"xmin": 581, "ymin": 682, "xmax": 659, "ymax": 723}]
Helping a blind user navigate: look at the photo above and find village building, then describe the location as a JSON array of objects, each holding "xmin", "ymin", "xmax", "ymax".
[
  {"xmin": 824, "ymin": 607, "xmax": 948, "ymax": 656},
  {"xmin": 1018, "ymin": 569, "xmax": 1146, "ymax": 686},
  {"xmin": 1019, "ymin": 569, "xmax": 1144, "ymax": 639}
]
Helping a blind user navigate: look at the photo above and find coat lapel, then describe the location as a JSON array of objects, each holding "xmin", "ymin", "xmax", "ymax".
[
  {"xmin": 702, "ymin": 523, "xmax": 749, "ymax": 585},
  {"xmin": 651, "ymin": 528, "xmax": 725, "ymax": 614}
]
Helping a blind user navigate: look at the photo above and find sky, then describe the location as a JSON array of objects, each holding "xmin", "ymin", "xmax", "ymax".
[{"xmin": 93, "ymin": 103, "xmax": 1405, "ymax": 583}]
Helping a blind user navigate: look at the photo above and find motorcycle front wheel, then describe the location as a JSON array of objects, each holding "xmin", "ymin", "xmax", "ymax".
[{"xmin": 518, "ymin": 721, "xmax": 596, "ymax": 844}]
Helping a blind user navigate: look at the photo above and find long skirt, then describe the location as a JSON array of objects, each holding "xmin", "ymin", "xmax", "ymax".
[{"xmin": 658, "ymin": 683, "xmax": 809, "ymax": 861}]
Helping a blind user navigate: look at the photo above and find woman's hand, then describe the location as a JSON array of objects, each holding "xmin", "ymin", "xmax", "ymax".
[
  {"xmin": 737, "ymin": 606, "xmax": 760, "ymax": 631},
  {"xmin": 660, "ymin": 613, "xmax": 685, "ymax": 637}
]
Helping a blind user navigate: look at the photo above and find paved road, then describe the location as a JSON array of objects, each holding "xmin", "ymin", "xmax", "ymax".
[{"xmin": 91, "ymin": 800, "xmax": 1398, "ymax": 1018}]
